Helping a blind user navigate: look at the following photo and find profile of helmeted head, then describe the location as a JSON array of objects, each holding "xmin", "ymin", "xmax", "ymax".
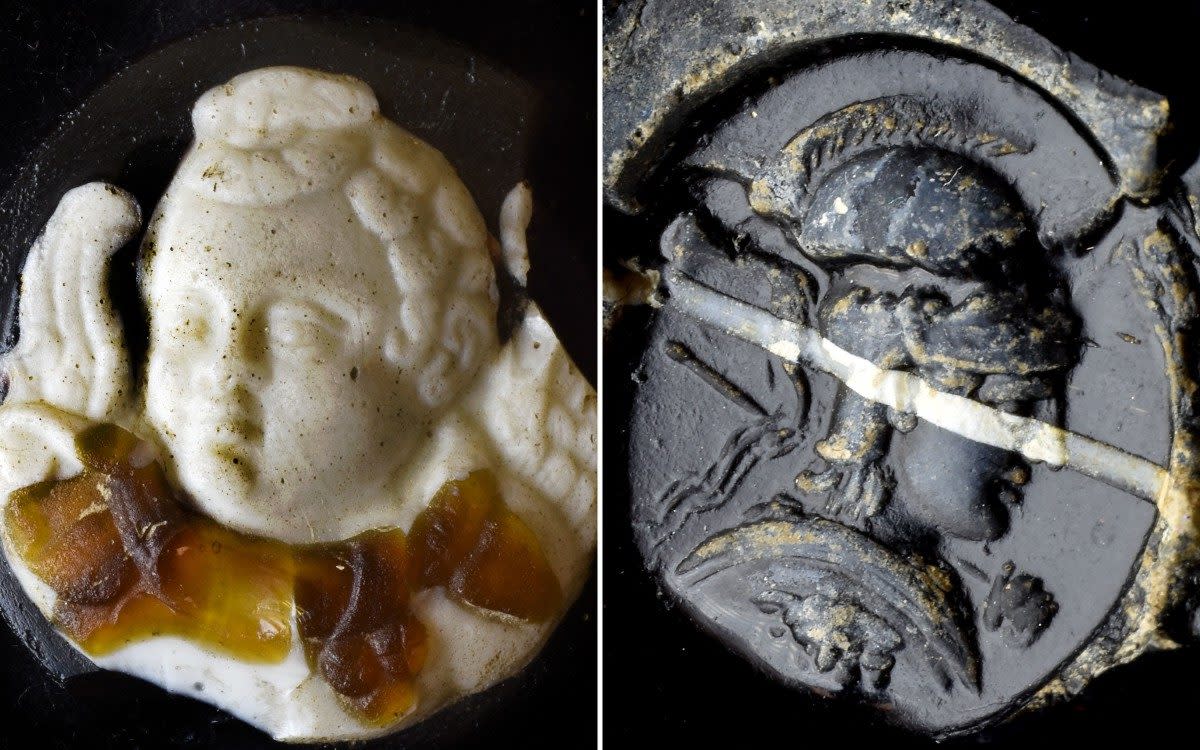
[
  {"xmin": 790, "ymin": 145, "xmax": 1082, "ymax": 543},
  {"xmin": 140, "ymin": 67, "xmax": 498, "ymax": 543}
]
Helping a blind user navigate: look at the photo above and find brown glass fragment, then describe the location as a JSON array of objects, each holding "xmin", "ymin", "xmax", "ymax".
[
  {"xmin": 7, "ymin": 476, "xmax": 135, "ymax": 606},
  {"xmin": 5, "ymin": 430, "xmax": 294, "ymax": 660},
  {"xmin": 411, "ymin": 470, "xmax": 562, "ymax": 621},
  {"xmin": 4, "ymin": 424, "xmax": 559, "ymax": 726},
  {"xmin": 296, "ymin": 531, "xmax": 425, "ymax": 724}
]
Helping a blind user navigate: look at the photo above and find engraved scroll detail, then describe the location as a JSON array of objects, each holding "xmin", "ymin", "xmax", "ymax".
[{"xmin": 678, "ymin": 517, "xmax": 981, "ymax": 694}]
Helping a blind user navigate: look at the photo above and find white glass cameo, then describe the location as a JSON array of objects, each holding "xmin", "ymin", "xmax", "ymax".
[{"xmin": 0, "ymin": 67, "xmax": 596, "ymax": 741}]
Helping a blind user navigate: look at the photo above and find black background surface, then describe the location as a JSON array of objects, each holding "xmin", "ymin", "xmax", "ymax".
[
  {"xmin": 0, "ymin": 1, "xmax": 596, "ymax": 749},
  {"xmin": 602, "ymin": 1, "xmax": 1200, "ymax": 747}
]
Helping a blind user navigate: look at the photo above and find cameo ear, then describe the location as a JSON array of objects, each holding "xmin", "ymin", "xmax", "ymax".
[
  {"xmin": 604, "ymin": 0, "xmax": 1169, "ymax": 247},
  {"xmin": 1, "ymin": 183, "xmax": 140, "ymax": 422}
]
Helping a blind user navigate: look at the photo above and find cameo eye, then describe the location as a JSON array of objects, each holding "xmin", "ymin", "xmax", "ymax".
[{"xmin": 266, "ymin": 302, "xmax": 346, "ymax": 358}]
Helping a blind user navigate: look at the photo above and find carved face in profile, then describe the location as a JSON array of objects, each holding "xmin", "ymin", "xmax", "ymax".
[
  {"xmin": 795, "ymin": 146, "xmax": 1080, "ymax": 544},
  {"xmin": 891, "ymin": 420, "xmax": 1024, "ymax": 542}
]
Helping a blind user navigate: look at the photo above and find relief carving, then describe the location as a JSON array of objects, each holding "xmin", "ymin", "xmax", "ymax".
[{"xmin": 608, "ymin": 0, "xmax": 1200, "ymax": 736}]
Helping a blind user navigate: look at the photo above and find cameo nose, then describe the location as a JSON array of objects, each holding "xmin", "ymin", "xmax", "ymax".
[{"xmin": 202, "ymin": 317, "xmax": 268, "ymax": 391}]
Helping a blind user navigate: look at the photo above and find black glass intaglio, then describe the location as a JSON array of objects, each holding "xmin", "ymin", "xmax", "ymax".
[{"xmin": 604, "ymin": 0, "xmax": 1200, "ymax": 740}]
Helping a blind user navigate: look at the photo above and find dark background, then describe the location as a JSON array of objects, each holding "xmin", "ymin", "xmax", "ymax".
[
  {"xmin": 602, "ymin": 1, "xmax": 1200, "ymax": 747},
  {"xmin": 0, "ymin": 1, "xmax": 596, "ymax": 749}
]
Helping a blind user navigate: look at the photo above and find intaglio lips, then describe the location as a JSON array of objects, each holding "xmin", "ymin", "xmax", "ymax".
[{"xmin": 0, "ymin": 67, "xmax": 596, "ymax": 742}]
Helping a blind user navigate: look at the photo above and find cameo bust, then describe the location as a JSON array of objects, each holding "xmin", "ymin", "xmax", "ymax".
[{"xmin": 0, "ymin": 67, "xmax": 595, "ymax": 741}]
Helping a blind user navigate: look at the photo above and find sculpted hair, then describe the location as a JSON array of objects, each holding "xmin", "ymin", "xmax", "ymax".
[{"xmin": 145, "ymin": 67, "xmax": 498, "ymax": 411}]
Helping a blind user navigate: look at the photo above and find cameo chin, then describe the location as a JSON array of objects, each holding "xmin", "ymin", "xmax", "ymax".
[
  {"xmin": 207, "ymin": 440, "xmax": 259, "ymax": 489},
  {"xmin": 0, "ymin": 67, "xmax": 595, "ymax": 742}
]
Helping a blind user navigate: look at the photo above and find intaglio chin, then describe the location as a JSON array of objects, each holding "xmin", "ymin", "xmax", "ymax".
[{"xmin": 0, "ymin": 67, "xmax": 596, "ymax": 742}]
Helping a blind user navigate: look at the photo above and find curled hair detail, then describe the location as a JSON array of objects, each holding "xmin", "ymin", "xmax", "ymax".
[
  {"xmin": 182, "ymin": 66, "xmax": 503, "ymax": 415},
  {"xmin": 821, "ymin": 286, "xmax": 1080, "ymax": 399},
  {"xmin": 191, "ymin": 67, "xmax": 378, "ymax": 150},
  {"xmin": 346, "ymin": 156, "xmax": 497, "ymax": 411}
]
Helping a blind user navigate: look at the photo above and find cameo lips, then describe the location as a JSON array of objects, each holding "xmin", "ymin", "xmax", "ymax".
[{"xmin": 5, "ymin": 423, "xmax": 563, "ymax": 725}]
